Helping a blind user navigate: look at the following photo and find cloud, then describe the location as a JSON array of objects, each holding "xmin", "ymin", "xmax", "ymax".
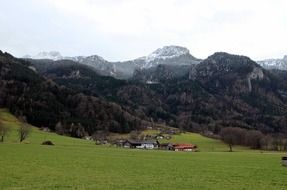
[{"xmin": 0, "ymin": 0, "xmax": 286, "ymax": 61}]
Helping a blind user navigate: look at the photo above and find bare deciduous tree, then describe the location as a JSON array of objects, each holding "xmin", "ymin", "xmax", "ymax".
[
  {"xmin": 0, "ymin": 121, "xmax": 10, "ymax": 142},
  {"xmin": 245, "ymin": 130, "xmax": 264, "ymax": 149},
  {"xmin": 220, "ymin": 127, "xmax": 246, "ymax": 152},
  {"xmin": 18, "ymin": 123, "xmax": 31, "ymax": 142}
]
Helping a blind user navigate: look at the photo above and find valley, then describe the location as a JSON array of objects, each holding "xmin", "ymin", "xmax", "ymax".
[
  {"xmin": 1, "ymin": 1, "xmax": 287, "ymax": 189},
  {"xmin": 1, "ymin": 109, "xmax": 287, "ymax": 190}
]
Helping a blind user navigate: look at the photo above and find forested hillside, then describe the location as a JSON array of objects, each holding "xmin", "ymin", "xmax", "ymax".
[
  {"xmin": 0, "ymin": 51, "xmax": 148, "ymax": 136},
  {"xmin": 2, "ymin": 50, "xmax": 287, "ymax": 138}
]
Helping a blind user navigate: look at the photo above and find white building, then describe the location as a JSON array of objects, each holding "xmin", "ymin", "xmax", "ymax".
[{"xmin": 123, "ymin": 140, "xmax": 159, "ymax": 149}]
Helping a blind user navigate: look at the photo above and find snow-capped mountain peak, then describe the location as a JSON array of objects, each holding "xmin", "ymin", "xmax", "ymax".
[
  {"xmin": 24, "ymin": 51, "xmax": 63, "ymax": 61},
  {"xmin": 257, "ymin": 55, "xmax": 287, "ymax": 70},
  {"xmin": 145, "ymin": 45, "xmax": 190, "ymax": 63},
  {"xmin": 22, "ymin": 46, "xmax": 199, "ymax": 79},
  {"xmin": 68, "ymin": 54, "xmax": 107, "ymax": 63},
  {"xmin": 132, "ymin": 45, "xmax": 199, "ymax": 69}
]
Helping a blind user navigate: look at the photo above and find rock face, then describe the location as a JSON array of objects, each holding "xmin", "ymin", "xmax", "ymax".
[{"xmin": 247, "ymin": 67, "xmax": 264, "ymax": 92}]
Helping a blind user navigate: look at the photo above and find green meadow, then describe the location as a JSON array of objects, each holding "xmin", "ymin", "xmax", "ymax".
[{"xmin": 1, "ymin": 109, "xmax": 287, "ymax": 190}]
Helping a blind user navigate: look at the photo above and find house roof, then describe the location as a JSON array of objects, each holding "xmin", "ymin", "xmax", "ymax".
[
  {"xmin": 173, "ymin": 144, "xmax": 197, "ymax": 149},
  {"xmin": 126, "ymin": 140, "xmax": 158, "ymax": 145}
]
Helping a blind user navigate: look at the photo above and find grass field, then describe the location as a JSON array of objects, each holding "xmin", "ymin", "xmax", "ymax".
[
  {"xmin": 1, "ymin": 109, "xmax": 287, "ymax": 190},
  {"xmin": 160, "ymin": 132, "xmax": 248, "ymax": 152}
]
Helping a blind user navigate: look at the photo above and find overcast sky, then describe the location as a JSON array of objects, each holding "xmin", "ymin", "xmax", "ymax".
[{"xmin": 0, "ymin": 0, "xmax": 286, "ymax": 61}]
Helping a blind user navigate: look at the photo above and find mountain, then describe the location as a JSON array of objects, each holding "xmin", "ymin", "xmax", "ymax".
[
  {"xmin": 257, "ymin": 55, "xmax": 287, "ymax": 70},
  {"xmin": 23, "ymin": 52, "xmax": 119, "ymax": 77},
  {"xmin": 133, "ymin": 64, "xmax": 192, "ymax": 83},
  {"xmin": 189, "ymin": 53, "xmax": 287, "ymax": 112},
  {"xmin": 132, "ymin": 45, "xmax": 200, "ymax": 69},
  {"xmin": 35, "ymin": 61, "xmax": 127, "ymax": 99},
  {"xmin": 9, "ymin": 49, "xmax": 287, "ymax": 136},
  {"xmin": 182, "ymin": 53, "xmax": 287, "ymax": 133},
  {"xmin": 23, "ymin": 46, "xmax": 200, "ymax": 79},
  {"xmin": 66, "ymin": 55, "xmax": 125, "ymax": 77},
  {"xmin": 38, "ymin": 51, "xmax": 287, "ymax": 134},
  {"xmin": 0, "ymin": 50, "xmax": 150, "ymax": 135},
  {"xmin": 190, "ymin": 52, "xmax": 265, "ymax": 93}
]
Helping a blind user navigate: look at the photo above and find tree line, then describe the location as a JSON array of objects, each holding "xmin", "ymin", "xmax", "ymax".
[{"xmin": 220, "ymin": 127, "xmax": 287, "ymax": 151}]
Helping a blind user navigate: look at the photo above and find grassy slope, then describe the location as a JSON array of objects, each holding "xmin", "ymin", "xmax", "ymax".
[
  {"xmin": 1, "ymin": 109, "xmax": 287, "ymax": 190},
  {"xmin": 142, "ymin": 129, "xmax": 247, "ymax": 152},
  {"xmin": 0, "ymin": 109, "xmax": 93, "ymax": 146}
]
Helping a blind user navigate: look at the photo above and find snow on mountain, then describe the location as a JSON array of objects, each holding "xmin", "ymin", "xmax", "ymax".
[
  {"xmin": 257, "ymin": 55, "xmax": 287, "ymax": 70},
  {"xmin": 23, "ymin": 51, "xmax": 63, "ymax": 61},
  {"xmin": 133, "ymin": 45, "xmax": 199, "ymax": 69},
  {"xmin": 145, "ymin": 46, "xmax": 190, "ymax": 62},
  {"xmin": 66, "ymin": 55, "xmax": 117, "ymax": 76},
  {"xmin": 67, "ymin": 55, "xmax": 106, "ymax": 63},
  {"xmin": 22, "ymin": 46, "xmax": 199, "ymax": 78}
]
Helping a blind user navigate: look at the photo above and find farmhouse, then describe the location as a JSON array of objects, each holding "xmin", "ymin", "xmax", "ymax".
[
  {"xmin": 119, "ymin": 139, "xmax": 197, "ymax": 152},
  {"xmin": 171, "ymin": 143, "xmax": 197, "ymax": 152},
  {"xmin": 123, "ymin": 140, "xmax": 159, "ymax": 149}
]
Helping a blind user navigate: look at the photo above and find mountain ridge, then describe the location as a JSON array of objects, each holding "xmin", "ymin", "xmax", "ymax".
[
  {"xmin": 22, "ymin": 46, "xmax": 200, "ymax": 79},
  {"xmin": 2, "ymin": 49, "xmax": 287, "ymax": 136},
  {"xmin": 257, "ymin": 55, "xmax": 287, "ymax": 70}
]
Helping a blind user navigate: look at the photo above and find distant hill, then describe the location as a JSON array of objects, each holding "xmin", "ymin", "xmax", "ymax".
[{"xmin": 0, "ymin": 50, "xmax": 150, "ymax": 135}]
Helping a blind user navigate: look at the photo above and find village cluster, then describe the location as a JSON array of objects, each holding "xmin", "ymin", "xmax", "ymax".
[
  {"xmin": 112, "ymin": 131, "xmax": 197, "ymax": 152},
  {"xmin": 116, "ymin": 139, "xmax": 197, "ymax": 152},
  {"xmin": 91, "ymin": 128, "xmax": 198, "ymax": 152}
]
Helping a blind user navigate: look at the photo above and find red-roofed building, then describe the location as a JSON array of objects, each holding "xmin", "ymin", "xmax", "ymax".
[{"xmin": 172, "ymin": 143, "xmax": 197, "ymax": 152}]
